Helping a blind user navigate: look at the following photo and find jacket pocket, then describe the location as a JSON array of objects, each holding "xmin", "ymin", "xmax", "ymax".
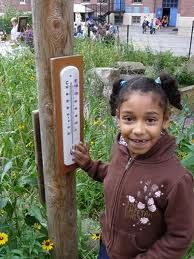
[
  {"xmin": 131, "ymin": 234, "xmax": 148, "ymax": 252},
  {"xmin": 111, "ymin": 227, "xmax": 147, "ymax": 257}
]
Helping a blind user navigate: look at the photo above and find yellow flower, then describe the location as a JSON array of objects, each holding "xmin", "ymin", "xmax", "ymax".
[
  {"xmin": 90, "ymin": 141, "xmax": 94, "ymax": 145},
  {"xmin": 0, "ymin": 232, "xmax": 8, "ymax": 246},
  {"xmin": 11, "ymin": 171, "xmax": 17, "ymax": 178},
  {"xmin": 33, "ymin": 223, "xmax": 41, "ymax": 231},
  {"xmin": 178, "ymin": 151, "xmax": 188, "ymax": 159},
  {"xmin": 0, "ymin": 210, "xmax": 5, "ymax": 216},
  {"xmin": 42, "ymin": 239, "xmax": 54, "ymax": 251},
  {"xmin": 93, "ymin": 119, "xmax": 102, "ymax": 126},
  {"xmin": 91, "ymin": 233, "xmax": 100, "ymax": 241},
  {"xmin": 18, "ymin": 124, "xmax": 25, "ymax": 130},
  {"xmin": 192, "ymin": 139, "xmax": 194, "ymax": 144}
]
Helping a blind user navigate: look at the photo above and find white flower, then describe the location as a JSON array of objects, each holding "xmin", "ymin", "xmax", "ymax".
[
  {"xmin": 155, "ymin": 191, "xmax": 161, "ymax": 197},
  {"xmin": 148, "ymin": 204, "xmax": 156, "ymax": 212},
  {"xmin": 147, "ymin": 198, "xmax": 154, "ymax": 206},
  {"xmin": 143, "ymin": 186, "xmax": 147, "ymax": 192},
  {"xmin": 151, "ymin": 184, "xmax": 158, "ymax": 192},
  {"xmin": 128, "ymin": 195, "xmax": 135, "ymax": 203},
  {"xmin": 137, "ymin": 202, "xmax": 145, "ymax": 210},
  {"xmin": 140, "ymin": 217, "xmax": 149, "ymax": 224}
]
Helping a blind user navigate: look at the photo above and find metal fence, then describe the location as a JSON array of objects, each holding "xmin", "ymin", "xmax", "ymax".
[{"xmin": 116, "ymin": 24, "xmax": 194, "ymax": 58}]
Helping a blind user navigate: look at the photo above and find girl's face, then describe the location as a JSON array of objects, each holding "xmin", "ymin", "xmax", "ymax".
[{"xmin": 117, "ymin": 91, "xmax": 169, "ymax": 157}]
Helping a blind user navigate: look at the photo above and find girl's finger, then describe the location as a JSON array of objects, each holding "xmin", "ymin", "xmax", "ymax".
[{"xmin": 74, "ymin": 143, "xmax": 88, "ymax": 153}]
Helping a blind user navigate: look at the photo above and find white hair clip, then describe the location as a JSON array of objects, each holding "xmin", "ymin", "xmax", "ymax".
[
  {"xmin": 120, "ymin": 80, "xmax": 127, "ymax": 87},
  {"xmin": 155, "ymin": 77, "xmax": 161, "ymax": 85}
]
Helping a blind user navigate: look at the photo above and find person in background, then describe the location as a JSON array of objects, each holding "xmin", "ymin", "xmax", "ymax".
[
  {"xmin": 142, "ymin": 18, "xmax": 147, "ymax": 34},
  {"xmin": 72, "ymin": 73, "xmax": 194, "ymax": 259},
  {"xmin": 10, "ymin": 17, "xmax": 20, "ymax": 41},
  {"xmin": 156, "ymin": 17, "xmax": 162, "ymax": 31},
  {"xmin": 23, "ymin": 24, "xmax": 33, "ymax": 48},
  {"xmin": 150, "ymin": 18, "xmax": 156, "ymax": 34},
  {"xmin": 162, "ymin": 16, "xmax": 168, "ymax": 27}
]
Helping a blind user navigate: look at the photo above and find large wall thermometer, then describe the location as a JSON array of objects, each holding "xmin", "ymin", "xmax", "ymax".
[
  {"xmin": 60, "ymin": 66, "xmax": 80, "ymax": 165},
  {"xmin": 50, "ymin": 56, "xmax": 84, "ymax": 174}
]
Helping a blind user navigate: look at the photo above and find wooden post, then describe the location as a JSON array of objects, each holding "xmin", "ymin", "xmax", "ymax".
[
  {"xmin": 32, "ymin": 110, "xmax": 45, "ymax": 204},
  {"xmin": 31, "ymin": 1, "xmax": 78, "ymax": 258}
]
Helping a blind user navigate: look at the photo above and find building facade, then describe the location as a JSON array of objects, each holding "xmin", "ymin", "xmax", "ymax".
[
  {"xmin": 177, "ymin": 0, "xmax": 194, "ymax": 34},
  {"xmin": 76, "ymin": 0, "xmax": 194, "ymax": 35},
  {"xmin": 0, "ymin": 0, "xmax": 193, "ymax": 34}
]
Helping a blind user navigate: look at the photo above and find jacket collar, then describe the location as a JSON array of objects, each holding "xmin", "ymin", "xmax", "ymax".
[{"xmin": 116, "ymin": 132, "xmax": 176, "ymax": 163}]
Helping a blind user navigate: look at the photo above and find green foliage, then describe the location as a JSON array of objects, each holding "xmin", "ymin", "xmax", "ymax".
[
  {"xmin": 74, "ymin": 38, "xmax": 193, "ymax": 86},
  {"xmin": 0, "ymin": 49, "xmax": 51, "ymax": 258},
  {"xmin": 175, "ymin": 66, "xmax": 194, "ymax": 87},
  {"xmin": 0, "ymin": 7, "xmax": 32, "ymax": 34},
  {"xmin": 169, "ymin": 103, "xmax": 194, "ymax": 174},
  {"xmin": 0, "ymin": 7, "xmax": 19, "ymax": 33}
]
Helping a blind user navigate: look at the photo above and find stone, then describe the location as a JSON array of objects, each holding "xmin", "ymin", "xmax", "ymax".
[
  {"xmin": 115, "ymin": 61, "xmax": 146, "ymax": 75},
  {"xmin": 86, "ymin": 67, "xmax": 120, "ymax": 98},
  {"xmin": 185, "ymin": 55, "xmax": 194, "ymax": 74}
]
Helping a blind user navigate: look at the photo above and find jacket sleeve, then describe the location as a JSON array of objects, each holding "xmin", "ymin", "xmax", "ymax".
[
  {"xmin": 82, "ymin": 160, "xmax": 109, "ymax": 182},
  {"xmin": 134, "ymin": 173, "xmax": 194, "ymax": 259}
]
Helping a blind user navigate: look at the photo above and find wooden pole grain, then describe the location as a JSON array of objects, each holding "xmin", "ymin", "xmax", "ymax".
[{"xmin": 32, "ymin": 1, "xmax": 78, "ymax": 258}]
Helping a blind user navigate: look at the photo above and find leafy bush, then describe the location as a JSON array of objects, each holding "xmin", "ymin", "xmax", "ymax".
[{"xmin": 175, "ymin": 66, "xmax": 194, "ymax": 87}]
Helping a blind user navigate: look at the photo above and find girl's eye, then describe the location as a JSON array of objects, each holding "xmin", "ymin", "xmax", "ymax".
[
  {"xmin": 146, "ymin": 118, "xmax": 157, "ymax": 124},
  {"xmin": 123, "ymin": 116, "xmax": 134, "ymax": 122}
]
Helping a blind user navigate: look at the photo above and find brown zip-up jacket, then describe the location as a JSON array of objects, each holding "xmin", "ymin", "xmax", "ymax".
[{"xmin": 83, "ymin": 133, "xmax": 194, "ymax": 259}]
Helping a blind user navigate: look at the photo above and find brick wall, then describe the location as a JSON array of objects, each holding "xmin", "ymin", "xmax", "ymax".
[
  {"xmin": 0, "ymin": 0, "xmax": 31, "ymax": 13},
  {"xmin": 179, "ymin": 0, "xmax": 194, "ymax": 17}
]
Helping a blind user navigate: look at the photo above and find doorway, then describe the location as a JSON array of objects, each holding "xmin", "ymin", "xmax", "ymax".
[
  {"xmin": 162, "ymin": 0, "xmax": 178, "ymax": 27},
  {"xmin": 162, "ymin": 8, "xmax": 170, "ymax": 25},
  {"xmin": 162, "ymin": 7, "xmax": 177, "ymax": 27}
]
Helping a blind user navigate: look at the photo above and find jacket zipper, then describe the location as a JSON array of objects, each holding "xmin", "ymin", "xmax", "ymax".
[{"xmin": 107, "ymin": 157, "xmax": 134, "ymax": 249}]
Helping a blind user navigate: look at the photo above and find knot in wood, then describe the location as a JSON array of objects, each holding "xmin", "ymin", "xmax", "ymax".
[{"xmin": 47, "ymin": 15, "xmax": 65, "ymax": 48}]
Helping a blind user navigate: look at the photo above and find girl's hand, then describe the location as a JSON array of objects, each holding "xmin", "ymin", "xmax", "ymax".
[{"xmin": 72, "ymin": 142, "xmax": 91, "ymax": 169}]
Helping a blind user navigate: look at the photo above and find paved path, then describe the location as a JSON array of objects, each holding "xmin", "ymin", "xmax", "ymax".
[{"xmin": 118, "ymin": 26, "xmax": 194, "ymax": 57}]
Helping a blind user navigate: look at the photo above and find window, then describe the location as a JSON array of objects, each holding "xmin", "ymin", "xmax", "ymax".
[
  {"xmin": 115, "ymin": 15, "xmax": 123, "ymax": 24},
  {"xmin": 163, "ymin": 0, "xmax": 178, "ymax": 8},
  {"xmin": 132, "ymin": 16, "xmax": 141, "ymax": 24},
  {"xmin": 97, "ymin": 0, "xmax": 108, "ymax": 3},
  {"xmin": 133, "ymin": 0, "xmax": 142, "ymax": 3},
  {"xmin": 20, "ymin": 0, "xmax": 26, "ymax": 4},
  {"xmin": 81, "ymin": 0, "xmax": 90, "ymax": 2}
]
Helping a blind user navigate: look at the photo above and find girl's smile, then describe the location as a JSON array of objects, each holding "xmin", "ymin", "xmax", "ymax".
[{"xmin": 117, "ymin": 91, "xmax": 169, "ymax": 157}]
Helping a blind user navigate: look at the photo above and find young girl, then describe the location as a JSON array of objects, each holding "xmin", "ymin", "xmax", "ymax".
[{"xmin": 72, "ymin": 73, "xmax": 194, "ymax": 259}]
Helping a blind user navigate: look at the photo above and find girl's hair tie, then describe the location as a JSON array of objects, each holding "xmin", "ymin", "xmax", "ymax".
[
  {"xmin": 120, "ymin": 80, "xmax": 127, "ymax": 87},
  {"xmin": 155, "ymin": 77, "xmax": 161, "ymax": 85}
]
